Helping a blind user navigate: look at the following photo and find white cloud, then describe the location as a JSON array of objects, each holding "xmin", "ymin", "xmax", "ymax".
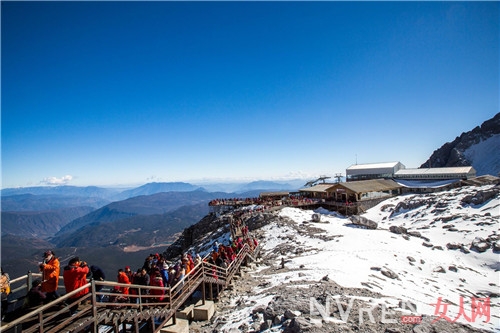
[{"xmin": 41, "ymin": 175, "xmax": 73, "ymax": 185}]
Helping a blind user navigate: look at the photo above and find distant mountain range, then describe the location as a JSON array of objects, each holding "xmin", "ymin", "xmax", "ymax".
[
  {"xmin": 1, "ymin": 193, "xmax": 110, "ymax": 211},
  {"xmin": 1, "ymin": 206, "xmax": 95, "ymax": 238},
  {"xmin": 0, "ymin": 185, "xmax": 119, "ymax": 199},
  {"xmin": 0, "ymin": 190, "xmax": 230, "ymax": 279},
  {"xmin": 111, "ymin": 182, "xmax": 204, "ymax": 201},
  {"xmin": 54, "ymin": 190, "xmax": 228, "ymax": 237},
  {"xmin": 53, "ymin": 202, "xmax": 208, "ymax": 248},
  {"xmin": 1, "ymin": 180, "xmax": 304, "ymax": 201}
]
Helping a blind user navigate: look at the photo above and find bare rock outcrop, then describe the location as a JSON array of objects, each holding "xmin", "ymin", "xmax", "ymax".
[{"xmin": 350, "ymin": 215, "xmax": 378, "ymax": 229}]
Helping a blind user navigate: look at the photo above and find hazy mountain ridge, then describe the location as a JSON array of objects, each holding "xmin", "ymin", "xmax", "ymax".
[
  {"xmin": 0, "ymin": 180, "xmax": 305, "ymax": 202},
  {"xmin": 0, "ymin": 185, "xmax": 120, "ymax": 200},
  {"xmin": 421, "ymin": 112, "xmax": 500, "ymax": 175},
  {"xmin": 54, "ymin": 202, "xmax": 208, "ymax": 248},
  {"xmin": 1, "ymin": 193, "xmax": 110, "ymax": 211},
  {"xmin": 1, "ymin": 206, "xmax": 95, "ymax": 238},
  {"xmin": 54, "ymin": 190, "xmax": 229, "ymax": 237},
  {"xmin": 111, "ymin": 182, "xmax": 204, "ymax": 201}
]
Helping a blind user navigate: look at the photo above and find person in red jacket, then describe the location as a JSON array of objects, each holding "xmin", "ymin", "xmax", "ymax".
[
  {"xmin": 63, "ymin": 257, "xmax": 89, "ymax": 315},
  {"xmin": 149, "ymin": 271, "xmax": 164, "ymax": 302},
  {"xmin": 117, "ymin": 269, "xmax": 131, "ymax": 295}
]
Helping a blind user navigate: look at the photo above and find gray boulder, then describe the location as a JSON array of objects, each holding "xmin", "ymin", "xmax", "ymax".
[
  {"xmin": 381, "ymin": 268, "xmax": 399, "ymax": 279},
  {"xmin": 389, "ymin": 226, "xmax": 407, "ymax": 234},
  {"xmin": 470, "ymin": 237, "xmax": 490, "ymax": 252},
  {"xmin": 350, "ymin": 215, "xmax": 378, "ymax": 229},
  {"xmin": 446, "ymin": 242, "xmax": 462, "ymax": 250}
]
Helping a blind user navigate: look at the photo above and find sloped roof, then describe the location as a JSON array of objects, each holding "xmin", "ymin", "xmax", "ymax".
[
  {"xmin": 299, "ymin": 184, "xmax": 335, "ymax": 192},
  {"xmin": 328, "ymin": 179, "xmax": 401, "ymax": 193},
  {"xmin": 259, "ymin": 191, "xmax": 290, "ymax": 197}
]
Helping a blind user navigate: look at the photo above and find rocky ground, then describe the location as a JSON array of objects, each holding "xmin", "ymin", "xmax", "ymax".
[{"xmin": 188, "ymin": 214, "xmax": 493, "ymax": 333}]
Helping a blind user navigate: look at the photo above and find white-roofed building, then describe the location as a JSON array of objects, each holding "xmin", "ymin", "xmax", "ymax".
[
  {"xmin": 346, "ymin": 161, "xmax": 405, "ymax": 181},
  {"xmin": 394, "ymin": 166, "xmax": 476, "ymax": 180}
]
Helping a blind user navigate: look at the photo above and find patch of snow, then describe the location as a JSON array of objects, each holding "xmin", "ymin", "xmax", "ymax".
[
  {"xmin": 217, "ymin": 294, "xmax": 276, "ymax": 331},
  {"xmin": 464, "ymin": 134, "xmax": 500, "ymax": 176},
  {"xmin": 251, "ymin": 185, "xmax": 500, "ymax": 332}
]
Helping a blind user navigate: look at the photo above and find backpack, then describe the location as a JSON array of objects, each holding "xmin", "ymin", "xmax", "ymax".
[{"xmin": 0, "ymin": 274, "xmax": 10, "ymax": 295}]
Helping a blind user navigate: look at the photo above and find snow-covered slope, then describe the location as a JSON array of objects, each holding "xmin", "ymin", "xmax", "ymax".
[
  {"xmin": 464, "ymin": 134, "xmax": 500, "ymax": 177},
  {"xmin": 421, "ymin": 112, "xmax": 500, "ymax": 175},
  {"xmin": 199, "ymin": 184, "xmax": 499, "ymax": 332}
]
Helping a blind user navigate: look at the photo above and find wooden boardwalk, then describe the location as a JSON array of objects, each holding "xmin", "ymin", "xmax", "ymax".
[{"xmin": 0, "ymin": 243, "xmax": 259, "ymax": 333}]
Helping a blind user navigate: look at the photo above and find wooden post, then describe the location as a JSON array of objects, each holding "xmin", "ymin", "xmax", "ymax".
[
  {"xmin": 202, "ymin": 280, "xmax": 206, "ymax": 305},
  {"xmin": 138, "ymin": 287, "xmax": 143, "ymax": 312},
  {"xmin": 134, "ymin": 316, "xmax": 139, "ymax": 333},
  {"xmin": 91, "ymin": 279, "xmax": 98, "ymax": 333},
  {"xmin": 27, "ymin": 271, "xmax": 33, "ymax": 296},
  {"xmin": 149, "ymin": 317, "xmax": 155, "ymax": 333}
]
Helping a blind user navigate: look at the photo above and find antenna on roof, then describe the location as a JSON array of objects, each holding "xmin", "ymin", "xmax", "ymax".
[{"xmin": 355, "ymin": 154, "xmax": 358, "ymax": 165}]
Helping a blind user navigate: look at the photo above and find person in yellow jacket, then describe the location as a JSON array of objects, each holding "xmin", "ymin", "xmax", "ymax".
[
  {"xmin": 40, "ymin": 250, "xmax": 60, "ymax": 302},
  {"xmin": 1, "ymin": 268, "xmax": 10, "ymax": 319}
]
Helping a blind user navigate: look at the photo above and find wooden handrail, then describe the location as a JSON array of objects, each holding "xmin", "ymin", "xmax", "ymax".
[{"xmin": 0, "ymin": 244, "xmax": 259, "ymax": 333}]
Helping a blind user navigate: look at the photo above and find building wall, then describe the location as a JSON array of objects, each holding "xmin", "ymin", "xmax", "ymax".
[{"xmin": 346, "ymin": 162, "xmax": 405, "ymax": 181}]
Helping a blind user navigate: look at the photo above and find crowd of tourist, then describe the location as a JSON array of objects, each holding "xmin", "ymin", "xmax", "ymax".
[
  {"xmin": 209, "ymin": 195, "xmax": 319, "ymax": 210},
  {"xmin": 113, "ymin": 251, "xmax": 203, "ymax": 304},
  {"xmin": 205, "ymin": 236, "xmax": 258, "ymax": 270},
  {"xmin": 2, "ymin": 213, "xmax": 260, "ymax": 319}
]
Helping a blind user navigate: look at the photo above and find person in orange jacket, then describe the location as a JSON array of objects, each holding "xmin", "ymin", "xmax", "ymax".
[
  {"xmin": 40, "ymin": 250, "xmax": 60, "ymax": 302},
  {"xmin": 63, "ymin": 257, "xmax": 89, "ymax": 315}
]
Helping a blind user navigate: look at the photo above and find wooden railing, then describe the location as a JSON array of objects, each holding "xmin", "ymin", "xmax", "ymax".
[{"xmin": 0, "ymin": 243, "xmax": 259, "ymax": 333}]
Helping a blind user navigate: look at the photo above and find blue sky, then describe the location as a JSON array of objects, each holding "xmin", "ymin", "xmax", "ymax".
[{"xmin": 1, "ymin": 1, "xmax": 498, "ymax": 188}]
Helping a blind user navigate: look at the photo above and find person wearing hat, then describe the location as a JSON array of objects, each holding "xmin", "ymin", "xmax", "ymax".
[
  {"xmin": 39, "ymin": 250, "xmax": 60, "ymax": 302},
  {"xmin": 124, "ymin": 266, "xmax": 134, "ymax": 282},
  {"xmin": 26, "ymin": 279, "xmax": 46, "ymax": 308},
  {"xmin": 159, "ymin": 261, "xmax": 169, "ymax": 287}
]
